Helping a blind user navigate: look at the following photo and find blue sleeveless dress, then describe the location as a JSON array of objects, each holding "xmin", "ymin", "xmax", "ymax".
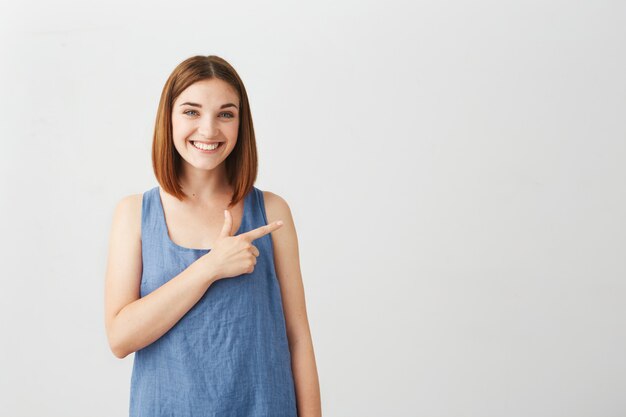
[{"xmin": 130, "ymin": 186, "xmax": 298, "ymax": 417}]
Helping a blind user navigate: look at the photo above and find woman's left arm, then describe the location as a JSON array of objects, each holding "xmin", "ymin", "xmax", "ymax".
[{"xmin": 263, "ymin": 191, "xmax": 322, "ymax": 417}]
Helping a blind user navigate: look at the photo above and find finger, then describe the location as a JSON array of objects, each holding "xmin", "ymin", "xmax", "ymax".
[
  {"xmin": 219, "ymin": 209, "xmax": 233, "ymax": 238},
  {"xmin": 240, "ymin": 220, "xmax": 283, "ymax": 242},
  {"xmin": 251, "ymin": 245, "xmax": 260, "ymax": 257}
]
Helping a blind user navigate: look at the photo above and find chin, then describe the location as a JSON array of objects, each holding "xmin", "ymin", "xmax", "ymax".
[{"xmin": 195, "ymin": 162, "xmax": 222, "ymax": 171}]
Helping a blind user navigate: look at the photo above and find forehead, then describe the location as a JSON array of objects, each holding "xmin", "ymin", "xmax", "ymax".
[{"xmin": 174, "ymin": 78, "xmax": 239, "ymax": 105}]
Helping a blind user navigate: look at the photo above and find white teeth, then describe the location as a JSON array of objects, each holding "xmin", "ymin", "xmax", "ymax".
[{"xmin": 192, "ymin": 141, "xmax": 219, "ymax": 150}]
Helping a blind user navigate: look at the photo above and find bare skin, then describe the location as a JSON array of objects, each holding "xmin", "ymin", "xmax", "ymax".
[
  {"xmin": 262, "ymin": 191, "xmax": 323, "ymax": 417},
  {"xmin": 103, "ymin": 77, "xmax": 321, "ymax": 416}
]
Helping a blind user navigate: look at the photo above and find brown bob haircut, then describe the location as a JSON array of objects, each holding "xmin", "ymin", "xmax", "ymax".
[{"xmin": 152, "ymin": 55, "xmax": 257, "ymax": 208}]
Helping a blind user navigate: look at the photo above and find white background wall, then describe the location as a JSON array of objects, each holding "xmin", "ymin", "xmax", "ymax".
[{"xmin": 0, "ymin": 1, "xmax": 624, "ymax": 416}]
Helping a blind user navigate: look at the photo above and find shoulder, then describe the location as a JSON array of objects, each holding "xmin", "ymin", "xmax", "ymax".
[
  {"xmin": 260, "ymin": 191, "xmax": 300, "ymax": 273},
  {"xmin": 114, "ymin": 193, "xmax": 143, "ymax": 216},
  {"xmin": 111, "ymin": 193, "xmax": 143, "ymax": 237},
  {"xmin": 261, "ymin": 190, "xmax": 293, "ymax": 225}
]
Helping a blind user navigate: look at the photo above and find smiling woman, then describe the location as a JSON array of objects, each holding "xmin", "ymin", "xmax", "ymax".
[
  {"xmin": 171, "ymin": 79, "xmax": 239, "ymax": 167},
  {"xmin": 103, "ymin": 55, "xmax": 321, "ymax": 417},
  {"xmin": 150, "ymin": 56, "xmax": 258, "ymax": 207}
]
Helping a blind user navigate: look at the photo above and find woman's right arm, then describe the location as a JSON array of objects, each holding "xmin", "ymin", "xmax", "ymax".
[{"xmin": 103, "ymin": 195, "xmax": 218, "ymax": 359}]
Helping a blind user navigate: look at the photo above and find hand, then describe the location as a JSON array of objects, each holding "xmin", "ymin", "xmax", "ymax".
[{"xmin": 204, "ymin": 209, "xmax": 283, "ymax": 281}]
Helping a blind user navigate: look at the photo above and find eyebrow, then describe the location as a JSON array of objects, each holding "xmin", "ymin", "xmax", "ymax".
[{"xmin": 179, "ymin": 102, "xmax": 238, "ymax": 110}]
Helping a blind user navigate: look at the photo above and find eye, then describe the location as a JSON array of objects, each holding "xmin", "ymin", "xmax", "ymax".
[{"xmin": 182, "ymin": 110, "xmax": 235, "ymax": 118}]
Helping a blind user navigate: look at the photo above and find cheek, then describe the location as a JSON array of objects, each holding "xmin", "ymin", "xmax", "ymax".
[
  {"xmin": 171, "ymin": 123, "xmax": 192, "ymax": 143},
  {"xmin": 226, "ymin": 124, "xmax": 239, "ymax": 139},
  {"xmin": 171, "ymin": 117, "xmax": 181, "ymax": 138}
]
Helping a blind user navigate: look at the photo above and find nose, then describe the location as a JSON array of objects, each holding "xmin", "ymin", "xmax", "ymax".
[{"xmin": 197, "ymin": 116, "xmax": 219, "ymax": 139}]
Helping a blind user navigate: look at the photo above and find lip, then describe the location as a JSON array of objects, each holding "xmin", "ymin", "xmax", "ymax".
[{"xmin": 189, "ymin": 140, "xmax": 223, "ymax": 154}]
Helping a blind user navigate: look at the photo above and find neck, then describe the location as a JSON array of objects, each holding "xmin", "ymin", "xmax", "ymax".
[{"xmin": 178, "ymin": 164, "xmax": 232, "ymax": 204}]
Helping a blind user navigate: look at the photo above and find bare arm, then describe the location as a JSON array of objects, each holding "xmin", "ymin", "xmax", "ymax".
[
  {"xmin": 264, "ymin": 191, "xmax": 322, "ymax": 417},
  {"xmin": 103, "ymin": 195, "xmax": 217, "ymax": 359}
]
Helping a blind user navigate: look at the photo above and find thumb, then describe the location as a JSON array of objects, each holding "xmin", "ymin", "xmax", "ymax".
[{"xmin": 219, "ymin": 209, "xmax": 233, "ymax": 238}]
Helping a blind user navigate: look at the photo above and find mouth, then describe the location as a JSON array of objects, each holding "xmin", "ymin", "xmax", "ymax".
[{"xmin": 189, "ymin": 140, "xmax": 224, "ymax": 153}]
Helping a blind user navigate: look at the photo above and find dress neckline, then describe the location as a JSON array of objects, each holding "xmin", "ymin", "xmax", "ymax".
[{"xmin": 153, "ymin": 186, "xmax": 250, "ymax": 252}]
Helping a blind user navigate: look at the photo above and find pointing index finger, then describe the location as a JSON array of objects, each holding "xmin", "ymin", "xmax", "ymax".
[{"xmin": 240, "ymin": 220, "xmax": 283, "ymax": 242}]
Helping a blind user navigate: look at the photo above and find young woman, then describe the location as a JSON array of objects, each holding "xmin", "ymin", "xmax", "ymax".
[{"xmin": 104, "ymin": 55, "xmax": 321, "ymax": 417}]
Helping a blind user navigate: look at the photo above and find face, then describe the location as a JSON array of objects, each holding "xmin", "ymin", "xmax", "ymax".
[{"xmin": 171, "ymin": 78, "xmax": 240, "ymax": 174}]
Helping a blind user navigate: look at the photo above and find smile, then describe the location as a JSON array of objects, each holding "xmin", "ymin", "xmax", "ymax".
[{"xmin": 190, "ymin": 141, "xmax": 223, "ymax": 153}]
